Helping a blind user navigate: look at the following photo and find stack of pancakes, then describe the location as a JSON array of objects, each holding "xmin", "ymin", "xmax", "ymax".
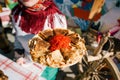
[{"xmin": 29, "ymin": 29, "xmax": 87, "ymax": 68}]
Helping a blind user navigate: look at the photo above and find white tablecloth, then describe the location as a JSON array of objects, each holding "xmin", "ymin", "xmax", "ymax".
[{"xmin": 0, "ymin": 54, "xmax": 46, "ymax": 80}]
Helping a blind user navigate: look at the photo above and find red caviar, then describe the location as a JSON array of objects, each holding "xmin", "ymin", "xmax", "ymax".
[{"xmin": 49, "ymin": 34, "xmax": 71, "ymax": 51}]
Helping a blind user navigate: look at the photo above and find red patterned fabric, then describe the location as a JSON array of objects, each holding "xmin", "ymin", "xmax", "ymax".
[{"xmin": 12, "ymin": 0, "xmax": 62, "ymax": 34}]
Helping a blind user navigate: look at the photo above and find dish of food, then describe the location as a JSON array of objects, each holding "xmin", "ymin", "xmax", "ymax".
[{"xmin": 29, "ymin": 29, "xmax": 87, "ymax": 68}]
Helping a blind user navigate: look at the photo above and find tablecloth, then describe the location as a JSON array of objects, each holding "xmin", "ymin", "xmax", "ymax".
[{"xmin": 0, "ymin": 54, "xmax": 46, "ymax": 80}]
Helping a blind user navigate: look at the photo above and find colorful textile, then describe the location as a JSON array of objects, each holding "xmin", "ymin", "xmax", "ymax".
[
  {"xmin": 41, "ymin": 67, "xmax": 58, "ymax": 80},
  {"xmin": 73, "ymin": 17, "xmax": 90, "ymax": 31},
  {"xmin": 54, "ymin": 0, "xmax": 95, "ymax": 31}
]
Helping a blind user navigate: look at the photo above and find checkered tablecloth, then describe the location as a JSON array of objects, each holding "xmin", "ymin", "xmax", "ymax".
[{"xmin": 0, "ymin": 54, "xmax": 46, "ymax": 80}]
